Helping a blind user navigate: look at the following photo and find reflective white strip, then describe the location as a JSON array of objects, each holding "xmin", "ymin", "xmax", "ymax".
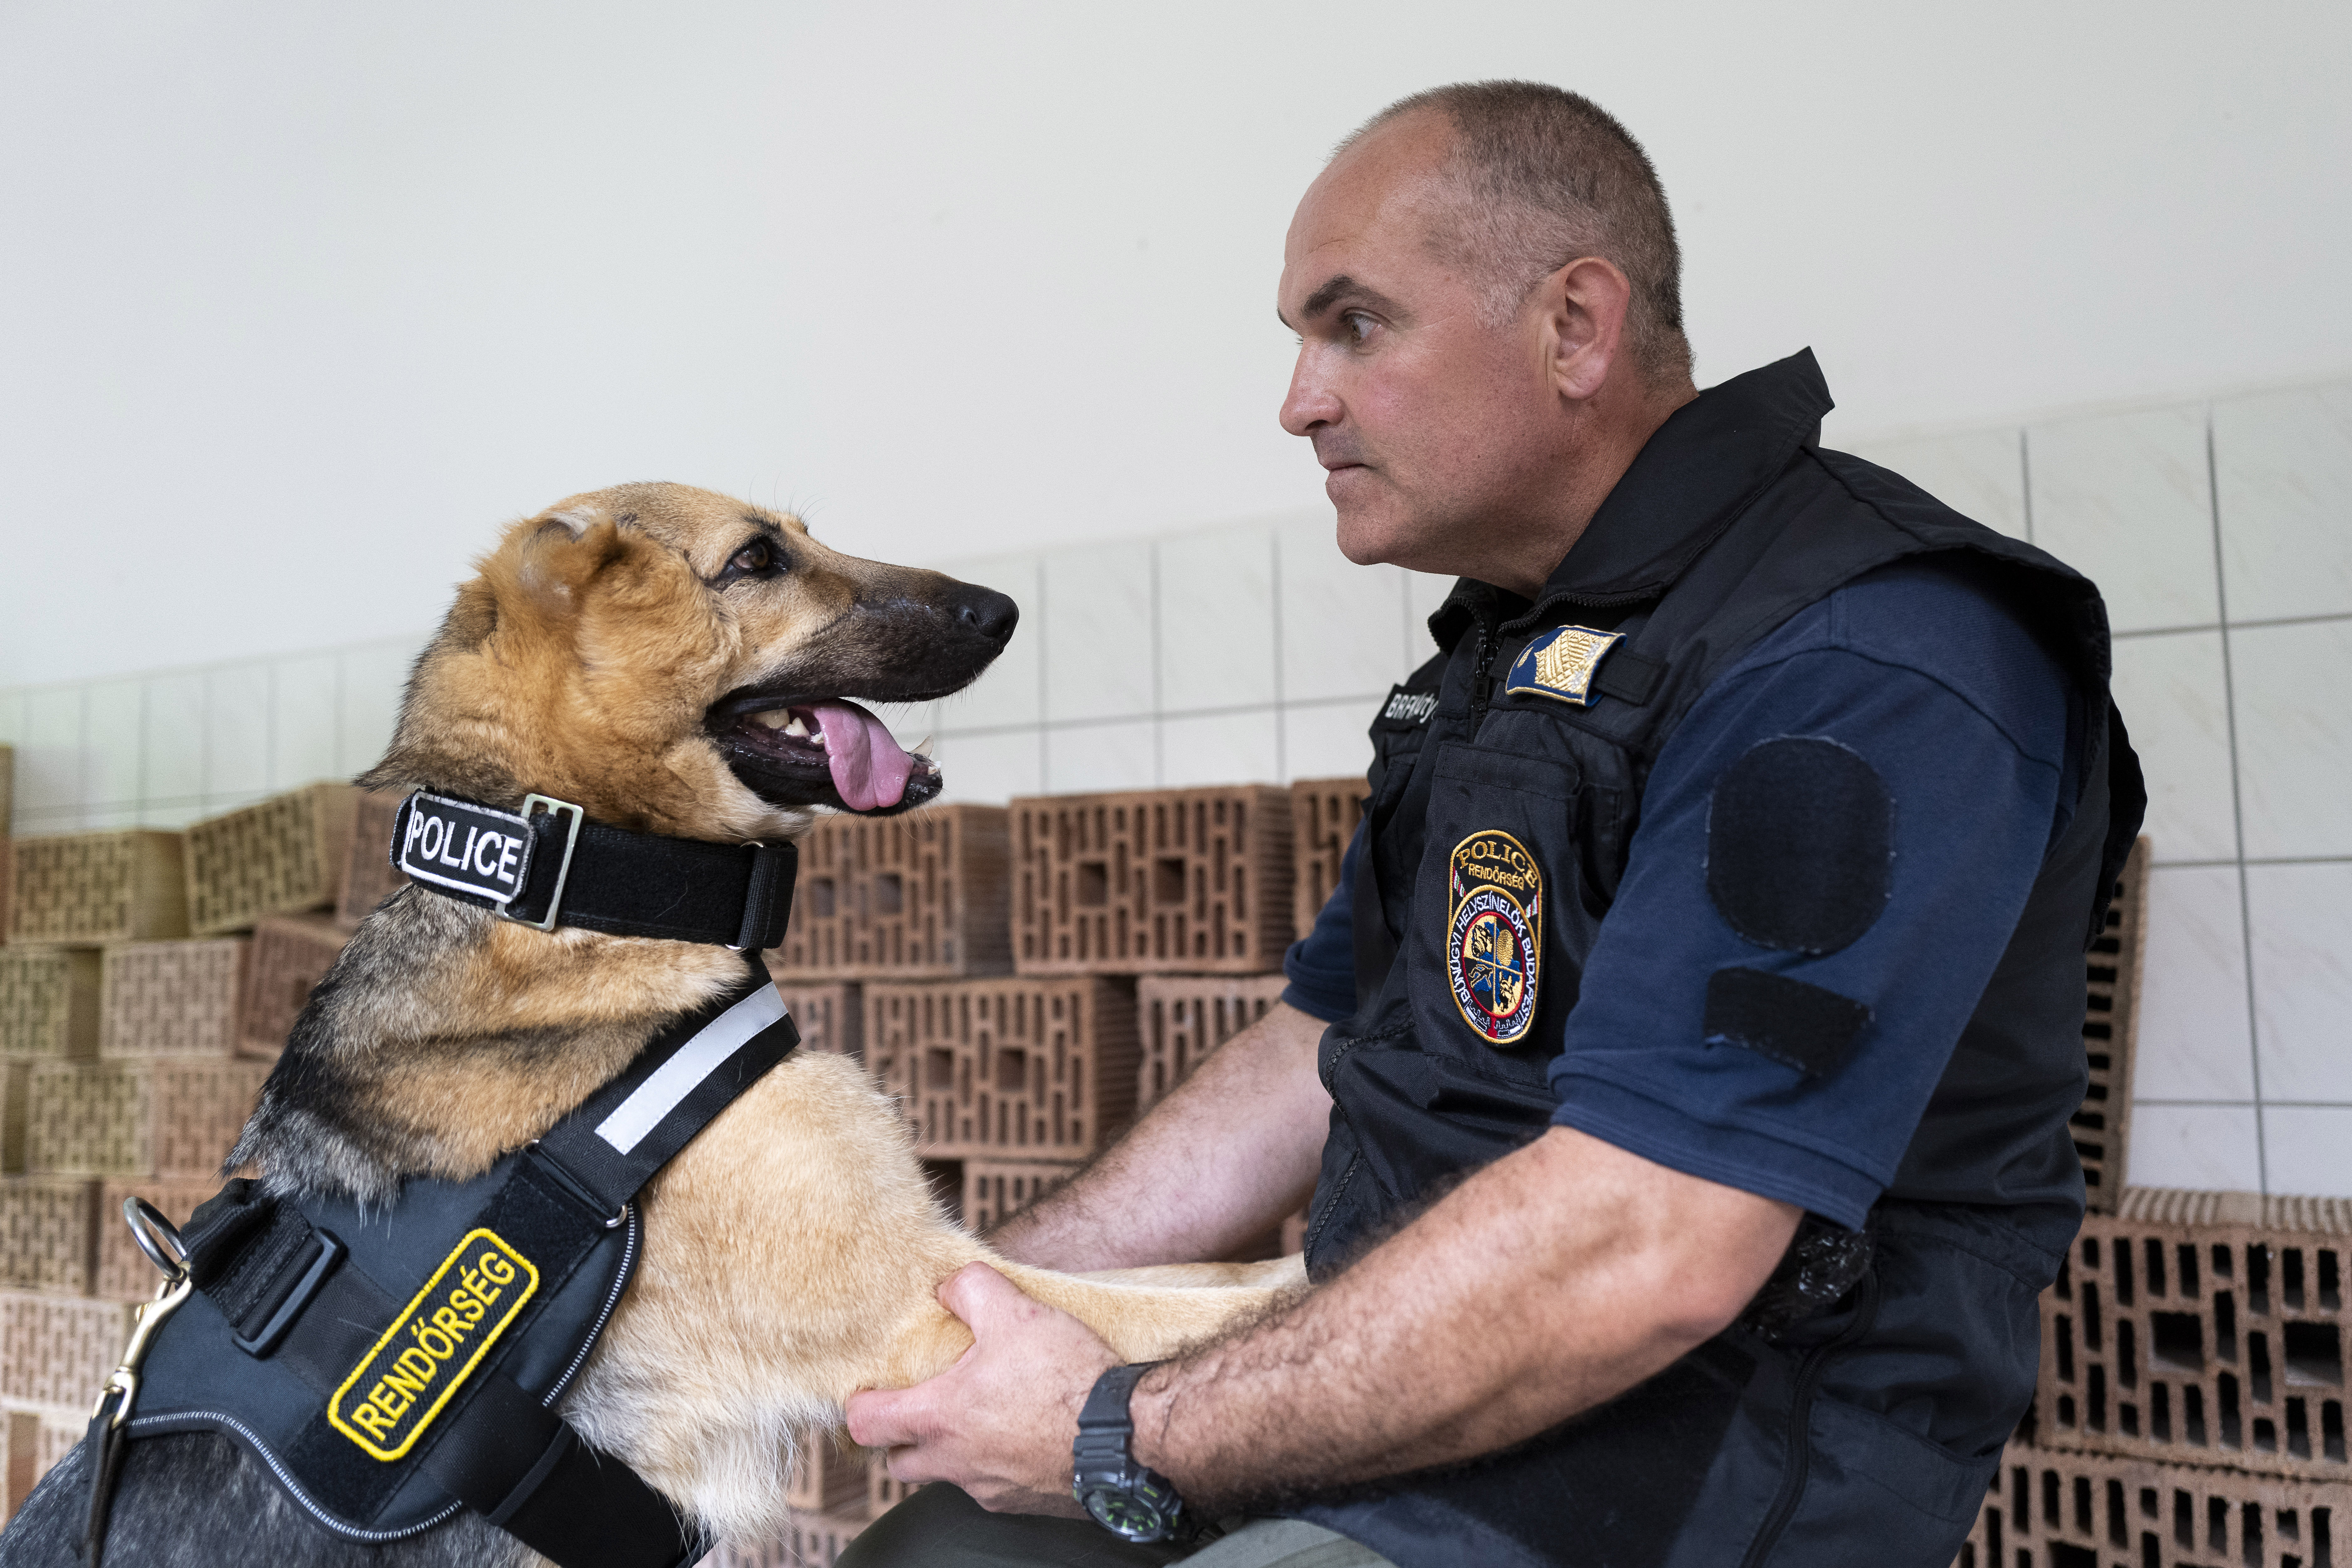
[{"xmin": 594, "ymin": 986, "xmax": 788, "ymax": 1155}]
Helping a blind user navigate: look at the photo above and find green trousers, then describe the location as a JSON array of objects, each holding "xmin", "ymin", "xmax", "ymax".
[{"xmin": 836, "ymin": 1484, "xmax": 1395, "ymax": 1568}]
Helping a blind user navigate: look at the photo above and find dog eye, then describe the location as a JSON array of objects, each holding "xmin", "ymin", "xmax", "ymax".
[{"xmin": 720, "ymin": 538, "xmax": 785, "ymax": 583}]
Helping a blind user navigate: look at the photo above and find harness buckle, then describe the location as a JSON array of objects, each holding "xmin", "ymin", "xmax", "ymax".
[{"xmin": 500, "ymin": 794, "xmax": 586, "ymax": 933}]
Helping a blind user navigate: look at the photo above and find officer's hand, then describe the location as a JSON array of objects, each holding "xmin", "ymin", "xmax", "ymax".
[{"xmin": 844, "ymin": 1262, "xmax": 1116, "ymax": 1516}]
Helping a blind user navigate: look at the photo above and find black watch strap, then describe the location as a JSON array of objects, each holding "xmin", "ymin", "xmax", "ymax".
[
  {"xmin": 1073, "ymin": 1361, "xmax": 1192, "ymax": 1545},
  {"xmin": 1075, "ymin": 1361, "xmax": 1160, "ymax": 1445}
]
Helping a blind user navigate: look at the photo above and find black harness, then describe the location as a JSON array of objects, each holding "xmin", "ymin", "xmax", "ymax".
[{"xmin": 85, "ymin": 792, "xmax": 801, "ymax": 1568}]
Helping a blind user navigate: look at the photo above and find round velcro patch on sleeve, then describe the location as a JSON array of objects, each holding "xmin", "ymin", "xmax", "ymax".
[{"xmin": 1706, "ymin": 736, "xmax": 1891, "ymax": 955}]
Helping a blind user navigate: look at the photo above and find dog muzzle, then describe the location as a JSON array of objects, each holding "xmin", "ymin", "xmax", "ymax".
[{"xmin": 84, "ymin": 965, "xmax": 802, "ymax": 1568}]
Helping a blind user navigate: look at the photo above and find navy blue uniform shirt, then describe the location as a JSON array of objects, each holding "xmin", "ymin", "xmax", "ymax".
[{"xmin": 1282, "ymin": 555, "xmax": 2078, "ymax": 1228}]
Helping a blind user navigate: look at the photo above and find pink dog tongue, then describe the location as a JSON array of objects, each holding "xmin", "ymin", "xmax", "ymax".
[{"xmin": 810, "ymin": 699, "xmax": 917, "ymax": 812}]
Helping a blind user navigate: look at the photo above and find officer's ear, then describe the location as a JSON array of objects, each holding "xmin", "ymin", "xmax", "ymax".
[{"xmin": 1538, "ymin": 255, "xmax": 1633, "ymax": 405}]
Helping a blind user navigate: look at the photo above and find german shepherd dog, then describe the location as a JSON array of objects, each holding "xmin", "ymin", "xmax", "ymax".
[{"xmin": 1, "ymin": 483, "xmax": 1300, "ymax": 1565}]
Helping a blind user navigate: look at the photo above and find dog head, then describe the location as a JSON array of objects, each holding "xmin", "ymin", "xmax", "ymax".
[{"xmin": 360, "ymin": 482, "xmax": 1016, "ymax": 841}]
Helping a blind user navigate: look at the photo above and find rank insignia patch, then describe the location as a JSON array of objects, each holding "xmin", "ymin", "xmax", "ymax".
[
  {"xmin": 1445, "ymin": 829, "xmax": 1542, "ymax": 1045},
  {"xmin": 1505, "ymin": 625, "xmax": 1625, "ymax": 707}
]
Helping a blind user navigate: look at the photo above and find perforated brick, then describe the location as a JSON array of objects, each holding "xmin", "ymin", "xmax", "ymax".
[
  {"xmin": 1133, "ymin": 974, "xmax": 1288, "ymax": 1115},
  {"xmin": 235, "ymin": 915, "xmax": 346, "ymax": 1059},
  {"xmin": 26, "ymin": 1059, "xmax": 270, "ymax": 1178},
  {"xmin": 961, "ymin": 1158, "xmax": 1080, "ymax": 1233},
  {"xmin": 0, "ymin": 1291, "xmax": 136, "ymax": 1409},
  {"xmin": 96, "ymin": 939, "xmax": 248, "ymax": 1059},
  {"xmin": 769, "ymin": 805, "xmax": 1011, "ymax": 979},
  {"xmin": 3, "ymin": 1402, "xmax": 85, "ymax": 1522},
  {"xmin": 0, "ymin": 1179, "xmax": 97, "ymax": 1297},
  {"xmin": 183, "ymin": 782, "xmax": 359, "ymax": 936},
  {"xmin": 6, "ymin": 831, "xmax": 186, "ymax": 946},
  {"xmin": 786, "ymin": 1434, "xmax": 872, "ymax": 1516},
  {"xmin": 1012, "ymin": 787, "xmax": 1293, "ymax": 975},
  {"xmin": 2079, "ymin": 836, "xmax": 2151, "ymax": 1214},
  {"xmin": 1289, "ymin": 776, "xmax": 1369, "ymax": 939},
  {"xmin": 773, "ymin": 981, "xmax": 861, "ymax": 1061},
  {"xmin": 335, "ymin": 789, "xmax": 410, "ymax": 929},
  {"xmin": 95, "ymin": 1179, "xmax": 218, "ymax": 1302},
  {"xmin": 866, "ymin": 979, "xmax": 1138, "ymax": 1159},
  {"xmin": 1953, "ymin": 1435, "xmax": 2347, "ymax": 1568},
  {"xmin": 869, "ymin": 1462, "xmax": 915, "ymax": 1522},
  {"xmin": 2038, "ymin": 1187, "xmax": 2349, "ymax": 1483},
  {"xmin": 0, "ymin": 950, "xmax": 99, "ymax": 1060}
]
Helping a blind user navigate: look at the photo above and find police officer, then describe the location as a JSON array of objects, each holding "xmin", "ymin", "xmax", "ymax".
[{"xmin": 843, "ymin": 80, "xmax": 2142, "ymax": 1568}]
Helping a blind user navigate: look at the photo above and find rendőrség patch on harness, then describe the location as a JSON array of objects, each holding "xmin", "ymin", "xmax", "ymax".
[
  {"xmin": 329, "ymin": 1228, "xmax": 540, "ymax": 1461},
  {"xmin": 1446, "ymin": 829, "xmax": 1543, "ymax": 1045}
]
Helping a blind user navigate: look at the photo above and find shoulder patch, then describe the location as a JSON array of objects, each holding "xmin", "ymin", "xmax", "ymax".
[
  {"xmin": 1706, "ymin": 736, "xmax": 1891, "ymax": 955},
  {"xmin": 1703, "ymin": 966, "xmax": 1871, "ymax": 1078},
  {"xmin": 1504, "ymin": 625, "xmax": 1624, "ymax": 706},
  {"xmin": 1445, "ymin": 830, "xmax": 1542, "ymax": 1045}
]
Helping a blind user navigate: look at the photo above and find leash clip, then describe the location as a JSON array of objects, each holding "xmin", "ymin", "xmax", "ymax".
[
  {"xmin": 93, "ymin": 1272, "xmax": 194, "ymax": 1431},
  {"xmin": 500, "ymin": 794, "xmax": 585, "ymax": 933}
]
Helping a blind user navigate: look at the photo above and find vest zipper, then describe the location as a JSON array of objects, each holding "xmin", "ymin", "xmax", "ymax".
[
  {"xmin": 1736, "ymin": 1265, "xmax": 1882, "ymax": 1568},
  {"xmin": 1467, "ymin": 614, "xmax": 1498, "ymax": 732}
]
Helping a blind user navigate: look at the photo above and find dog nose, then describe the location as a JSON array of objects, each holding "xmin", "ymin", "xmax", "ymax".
[{"xmin": 953, "ymin": 586, "xmax": 1019, "ymax": 645}]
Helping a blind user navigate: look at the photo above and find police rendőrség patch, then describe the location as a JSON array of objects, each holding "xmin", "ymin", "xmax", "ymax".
[
  {"xmin": 1445, "ymin": 829, "xmax": 1542, "ymax": 1045},
  {"xmin": 329, "ymin": 1228, "xmax": 539, "ymax": 1461},
  {"xmin": 1504, "ymin": 625, "xmax": 1624, "ymax": 707}
]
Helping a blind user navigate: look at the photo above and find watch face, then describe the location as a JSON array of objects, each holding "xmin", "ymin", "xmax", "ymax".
[{"xmin": 1080, "ymin": 1484, "xmax": 1170, "ymax": 1542}]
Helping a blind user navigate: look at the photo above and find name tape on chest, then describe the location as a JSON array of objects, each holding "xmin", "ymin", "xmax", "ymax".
[
  {"xmin": 1377, "ymin": 684, "xmax": 1440, "ymax": 730},
  {"xmin": 399, "ymin": 793, "xmax": 537, "ymax": 904},
  {"xmin": 329, "ymin": 1228, "xmax": 540, "ymax": 1461},
  {"xmin": 1505, "ymin": 625, "xmax": 1624, "ymax": 707},
  {"xmin": 1446, "ymin": 829, "xmax": 1543, "ymax": 1046}
]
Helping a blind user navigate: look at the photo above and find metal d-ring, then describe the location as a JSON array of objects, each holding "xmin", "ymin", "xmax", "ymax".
[{"xmin": 123, "ymin": 1197, "xmax": 190, "ymax": 1283}]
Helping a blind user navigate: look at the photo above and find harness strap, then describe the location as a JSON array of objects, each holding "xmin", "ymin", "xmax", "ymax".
[
  {"xmin": 393, "ymin": 791, "xmax": 798, "ymax": 950},
  {"xmin": 110, "ymin": 965, "xmax": 797, "ymax": 1568}
]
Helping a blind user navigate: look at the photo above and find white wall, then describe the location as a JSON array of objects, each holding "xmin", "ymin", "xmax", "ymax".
[{"xmin": 3, "ymin": 1, "xmax": 2349, "ymax": 687}]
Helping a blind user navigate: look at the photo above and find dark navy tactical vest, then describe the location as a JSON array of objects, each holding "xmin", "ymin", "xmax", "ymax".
[{"xmin": 1290, "ymin": 351, "xmax": 2144, "ymax": 1568}]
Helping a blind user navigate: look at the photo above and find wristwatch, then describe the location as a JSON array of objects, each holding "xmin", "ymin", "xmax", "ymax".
[{"xmin": 1071, "ymin": 1361, "xmax": 1188, "ymax": 1543}]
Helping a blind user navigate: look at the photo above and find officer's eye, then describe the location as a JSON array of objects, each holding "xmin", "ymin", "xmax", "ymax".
[
  {"xmin": 720, "ymin": 538, "xmax": 784, "ymax": 582},
  {"xmin": 1342, "ymin": 311, "xmax": 1377, "ymax": 346}
]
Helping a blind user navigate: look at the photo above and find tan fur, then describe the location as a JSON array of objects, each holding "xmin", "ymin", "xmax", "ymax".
[{"xmin": 308, "ymin": 484, "xmax": 1304, "ymax": 1553}]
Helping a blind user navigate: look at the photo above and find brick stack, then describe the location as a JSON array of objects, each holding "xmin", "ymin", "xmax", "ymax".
[
  {"xmin": 334, "ymin": 788, "xmax": 410, "ymax": 929},
  {"xmin": 1288, "ymin": 775, "xmax": 1370, "ymax": 941},
  {"xmin": 0, "ymin": 783, "xmax": 366, "ymax": 1517},
  {"xmin": 1941, "ymin": 837, "xmax": 2350, "ymax": 1566},
  {"xmin": 1954, "ymin": 1188, "xmax": 2350, "ymax": 1567}
]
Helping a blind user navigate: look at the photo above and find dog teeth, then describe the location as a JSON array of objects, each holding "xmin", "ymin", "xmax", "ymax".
[
  {"xmin": 752, "ymin": 710, "xmax": 791, "ymax": 729},
  {"xmin": 784, "ymin": 716, "xmax": 814, "ymax": 740}
]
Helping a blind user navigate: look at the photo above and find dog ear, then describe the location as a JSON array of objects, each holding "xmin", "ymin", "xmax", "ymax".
[{"xmin": 511, "ymin": 513, "xmax": 640, "ymax": 614}]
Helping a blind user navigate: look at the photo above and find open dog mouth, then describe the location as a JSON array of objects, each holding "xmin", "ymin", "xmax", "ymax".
[{"xmin": 711, "ymin": 695, "xmax": 943, "ymax": 815}]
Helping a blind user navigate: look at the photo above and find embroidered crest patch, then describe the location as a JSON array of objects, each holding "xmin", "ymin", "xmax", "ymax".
[
  {"xmin": 1445, "ymin": 829, "xmax": 1542, "ymax": 1045},
  {"xmin": 1504, "ymin": 625, "xmax": 1624, "ymax": 707}
]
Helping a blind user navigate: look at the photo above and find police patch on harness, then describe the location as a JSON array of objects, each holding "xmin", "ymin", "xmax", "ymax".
[
  {"xmin": 1505, "ymin": 625, "xmax": 1624, "ymax": 707},
  {"xmin": 398, "ymin": 793, "xmax": 536, "ymax": 903},
  {"xmin": 329, "ymin": 1228, "xmax": 539, "ymax": 1461},
  {"xmin": 1445, "ymin": 829, "xmax": 1541, "ymax": 1045}
]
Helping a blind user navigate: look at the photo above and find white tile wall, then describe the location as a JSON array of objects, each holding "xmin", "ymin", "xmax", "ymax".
[
  {"xmin": 6, "ymin": 376, "xmax": 2347, "ymax": 1201},
  {"xmin": 0, "ymin": 634, "xmax": 426, "ymax": 836},
  {"xmin": 2027, "ymin": 406, "xmax": 2219, "ymax": 634}
]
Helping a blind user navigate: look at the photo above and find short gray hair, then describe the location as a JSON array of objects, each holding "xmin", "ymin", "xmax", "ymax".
[{"xmin": 1344, "ymin": 81, "xmax": 1692, "ymax": 385}]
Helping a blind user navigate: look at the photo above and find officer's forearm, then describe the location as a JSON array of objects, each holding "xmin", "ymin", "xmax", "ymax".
[
  {"xmin": 986, "ymin": 1001, "xmax": 1330, "ymax": 1272},
  {"xmin": 1126, "ymin": 1124, "xmax": 1802, "ymax": 1513}
]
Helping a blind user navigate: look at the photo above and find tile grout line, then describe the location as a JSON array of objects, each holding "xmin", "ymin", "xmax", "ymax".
[
  {"xmin": 1149, "ymin": 542, "xmax": 1164, "ymax": 790},
  {"xmin": 2018, "ymin": 427, "xmax": 2035, "ymax": 546},
  {"xmin": 2205, "ymin": 410, "xmax": 2266, "ymax": 1193},
  {"xmin": 1271, "ymin": 530, "xmax": 1288, "ymax": 784},
  {"xmin": 1033, "ymin": 556, "xmax": 1051, "ymax": 796}
]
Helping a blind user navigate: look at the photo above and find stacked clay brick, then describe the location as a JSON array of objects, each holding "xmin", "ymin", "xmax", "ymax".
[
  {"xmin": 0, "ymin": 776, "xmax": 381, "ymax": 1518},
  {"xmin": 1942, "ymin": 841, "xmax": 2350, "ymax": 1568}
]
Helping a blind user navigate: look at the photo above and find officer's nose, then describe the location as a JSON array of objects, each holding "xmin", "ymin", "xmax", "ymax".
[{"xmin": 951, "ymin": 586, "xmax": 1019, "ymax": 645}]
